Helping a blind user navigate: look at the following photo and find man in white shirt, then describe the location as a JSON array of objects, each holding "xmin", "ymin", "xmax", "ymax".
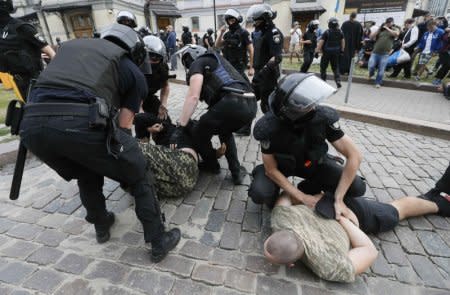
[
  {"xmin": 390, "ymin": 18, "xmax": 418, "ymax": 78},
  {"xmin": 289, "ymin": 21, "xmax": 302, "ymax": 63}
]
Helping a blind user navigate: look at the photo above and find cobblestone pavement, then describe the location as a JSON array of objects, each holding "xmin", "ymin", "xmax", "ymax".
[{"xmin": 0, "ymin": 83, "xmax": 449, "ymax": 295}]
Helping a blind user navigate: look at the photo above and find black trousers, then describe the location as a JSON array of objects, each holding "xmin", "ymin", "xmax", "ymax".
[
  {"xmin": 320, "ymin": 53, "xmax": 341, "ymax": 83},
  {"xmin": 391, "ymin": 47, "xmax": 414, "ymax": 78},
  {"xmin": 192, "ymin": 93, "xmax": 256, "ymax": 175},
  {"xmin": 13, "ymin": 73, "xmax": 34, "ymax": 100},
  {"xmin": 20, "ymin": 113, "xmax": 164, "ymax": 243},
  {"xmin": 253, "ymin": 68, "xmax": 278, "ymax": 113},
  {"xmin": 301, "ymin": 51, "xmax": 314, "ymax": 73},
  {"xmin": 248, "ymin": 155, "xmax": 366, "ymax": 207},
  {"xmin": 435, "ymin": 52, "xmax": 450, "ymax": 80}
]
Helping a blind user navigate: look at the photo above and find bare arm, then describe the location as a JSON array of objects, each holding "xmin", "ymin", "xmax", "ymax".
[
  {"xmin": 331, "ymin": 135, "xmax": 363, "ymax": 220},
  {"xmin": 41, "ymin": 45, "xmax": 56, "ymax": 59},
  {"xmin": 118, "ymin": 108, "xmax": 135, "ymax": 129},
  {"xmin": 158, "ymin": 81, "xmax": 170, "ymax": 120},
  {"xmin": 315, "ymin": 39, "xmax": 324, "ymax": 53},
  {"xmin": 247, "ymin": 43, "xmax": 254, "ymax": 76},
  {"xmin": 178, "ymin": 73, "xmax": 202, "ymax": 126},
  {"xmin": 340, "ymin": 217, "xmax": 378, "ymax": 275},
  {"xmin": 262, "ymin": 153, "xmax": 321, "ymax": 208},
  {"xmin": 215, "ymin": 26, "xmax": 227, "ymax": 48}
]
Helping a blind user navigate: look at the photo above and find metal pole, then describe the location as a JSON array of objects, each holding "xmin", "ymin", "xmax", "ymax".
[
  {"xmin": 344, "ymin": 56, "xmax": 356, "ymax": 103},
  {"xmin": 213, "ymin": 0, "xmax": 217, "ymax": 39}
]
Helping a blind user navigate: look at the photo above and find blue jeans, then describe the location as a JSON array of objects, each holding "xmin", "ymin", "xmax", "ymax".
[
  {"xmin": 368, "ymin": 53, "xmax": 389, "ymax": 85},
  {"xmin": 169, "ymin": 48, "xmax": 177, "ymax": 70}
]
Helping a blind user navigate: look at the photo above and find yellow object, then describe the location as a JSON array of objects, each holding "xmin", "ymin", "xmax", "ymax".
[{"xmin": 0, "ymin": 72, "xmax": 24, "ymax": 103}]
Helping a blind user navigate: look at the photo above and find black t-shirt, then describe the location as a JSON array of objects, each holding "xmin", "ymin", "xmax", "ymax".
[
  {"xmin": 30, "ymin": 56, "xmax": 147, "ymax": 113},
  {"xmin": 302, "ymin": 30, "xmax": 317, "ymax": 52},
  {"xmin": 202, "ymin": 33, "xmax": 214, "ymax": 48},
  {"xmin": 320, "ymin": 29, "xmax": 344, "ymax": 53}
]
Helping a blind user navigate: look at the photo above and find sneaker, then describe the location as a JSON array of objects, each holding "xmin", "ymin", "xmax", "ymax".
[
  {"xmin": 420, "ymin": 189, "xmax": 450, "ymax": 217},
  {"xmin": 375, "ymin": 84, "xmax": 381, "ymax": 88},
  {"xmin": 232, "ymin": 166, "xmax": 247, "ymax": 185},
  {"xmin": 94, "ymin": 212, "xmax": 115, "ymax": 244},
  {"xmin": 151, "ymin": 228, "xmax": 181, "ymax": 263},
  {"xmin": 336, "ymin": 81, "xmax": 342, "ymax": 88},
  {"xmin": 432, "ymin": 79, "xmax": 442, "ymax": 86}
]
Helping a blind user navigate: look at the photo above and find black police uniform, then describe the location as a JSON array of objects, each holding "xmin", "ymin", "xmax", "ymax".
[
  {"xmin": 0, "ymin": 14, "xmax": 47, "ymax": 98},
  {"xmin": 187, "ymin": 52, "xmax": 257, "ymax": 176},
  {"xmin": 222, "ymin": 25, "xmax": 252, "ymax": 76},
  {"xmin": 248, "ymin": 106, "xmax": 366, "ymax": 207},
  {"xmin": 182, "ymin": 30, "xmax": 193, "ymax": 46},
  {"xmin": 319, "ymin": 28, "xmax": 344, "ymax": 84},
  {"xmin": 300, "ymin": 29, "xmax": 317, "ymax": 73},
  {"xmin": 19, "ymin": 39, "xmax": 165, "ymax": 244},
  {"xmin": 202, "ymin": 33, "xmax": 214, "ymax": 49},
  {"xmin": 251, "ymin": 23, "xmax": 283, "ymax": 113}
]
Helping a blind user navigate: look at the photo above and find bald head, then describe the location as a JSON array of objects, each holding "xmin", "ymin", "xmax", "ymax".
[{"xmin": 264, "ymin": 230, "xmax": 304, "ymax": 265}]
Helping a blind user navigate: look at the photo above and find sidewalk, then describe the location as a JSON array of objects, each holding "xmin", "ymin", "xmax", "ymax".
[{"xmin": 0, "ymin": 82, "xmax": 449, "ymax": 294}]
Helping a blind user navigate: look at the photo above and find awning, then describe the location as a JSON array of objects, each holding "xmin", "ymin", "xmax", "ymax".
[
  {"xmin": 412, "ymin": 8, "xmax": 429, "ymax": 18},
  {"xmin": 291, "ymin": 6, "xmax": 326, "ymax": 14},
  {"xmin": 42, "ymin": 4, "xmax": 91, "ymax": 13},
  {"xmin": 149, "ymin": 1, "xmax": 181, "ymax": 18}
]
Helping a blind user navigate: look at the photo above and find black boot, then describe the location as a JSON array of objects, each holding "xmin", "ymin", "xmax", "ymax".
[
  {"xmin": 151, "ymin": 228, "xmax": 181, "ymax": 263},
  {"xmin": 94, "ymin": 212, "xmax": 115, "ymax": 244},
  {"xmin": 198, "ymin": 161, "xmax": 221, "ymax": 174},
  {"xmin": 232, "ymin": 166, "xmax": 247, "ymax": 185}
]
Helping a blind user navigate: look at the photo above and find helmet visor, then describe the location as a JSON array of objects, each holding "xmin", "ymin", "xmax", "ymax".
[{"xmin": 283, "ymin": 75, "xmax": 336, "ymax": 121}]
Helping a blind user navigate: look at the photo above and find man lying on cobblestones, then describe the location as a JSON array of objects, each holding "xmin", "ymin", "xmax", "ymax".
[
  {"xmin": 248, "ymin": 73, "xmax": 366, "ymax": 222},
  {"xmin": 263, "ymin": 162, "xmax": 450, "ymax": 283},
  {"xmin": 172, "ymin": 45, "xmax": 257, "ymax": 185},
  {"xmin": 134, "ymin": 112, "xmax": 227, "ymax": 198}
]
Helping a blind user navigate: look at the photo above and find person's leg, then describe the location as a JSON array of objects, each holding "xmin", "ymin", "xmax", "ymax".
[
  {"xmin": 329, "ymin": 53, "xmax": 341, "ymax": 87},
  {"xmin": 320, "ymin": 53, "xmax": 329, "ymax": 81},
  {"xmin": 375, "ymin": 54, "xmax": 389, "ymax": 85},
  {"xmin": 435, "ymin": 52, "xmax": 450, "ymax": 80},
  {"xmin": 390, "ymin": 197, "xmax": 438, "ymax": 220},
  {"xmin": 300, "ymin": 51, "xmax": 312, "ymax": 73},
  {"xmin": 368, "ymin": 53, "xmax": 378, "ymax": 79},
  {"xmin": 248, "ymin": 164, "xmax": 281, "ymax": 207},
  {"xmin": 219, "ymin": 132, "xmax": 246, "ymax": 184},
  {"xmin": 390, "ymin": 64, "xmax": 402, "ymax": 77}
]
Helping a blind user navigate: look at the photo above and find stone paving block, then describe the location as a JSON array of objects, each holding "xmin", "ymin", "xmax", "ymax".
[
  {"xmin": 214, "ymin": 190, "xmax": 232, "ymax": 210},
  {"xmin": 10, "ymin": 289, "xmax": 35, "ymax": 295},
  {"xmin": 371, "ymin": 253, "xmax": 394, "ymax": 277},
  {"xmin": 381, "ymin": 177, "xmax": 400, "ymax": 189},
  {"xmin": 118, "ymin": 246, "xmax": 151, "ymax": 267},
  {"xmin": 214, "ymin": 287, "xmax": 247, "ymax": 295},
  {"xmin": 43, "ymin": 198, "xmax": 64, "ymax": 214},
  {"xmin": 408, "ymin": 254, "xmax": 448, "ymax": 289},
  {"xmin": 286, "ymin": 263, "xmax": 321, "ymax": 284},
  {"xmin": 394, "ymin": 226, "xmax": 426, "ymax": 255},
  {"xmin": 437, "ymin": 229, "xmax": 450, "ymax": 247},
  {"xmin": 155, "ymin": 254, "xmax": 195, "ymax": 278},
  {"xmin": 0, "ymin": 285, "xmax": 13, "ymax": 295},
  {"xmin": 31, "ymin": 189, "xmax": 61, "ymax": 209},
  {"xmin": 324, "ymin": 276, "xmax": 369, "ymax": 295},
  {"xmin": 191, "ymin": 197, "xmax": 214, "ymax": 222},
  {"xmin": 85, "ymin": 260, "xmax": 129, "ymax": 284},
  {"xmin": 108, "ymin": 187, "xmax": 127, "ymax": 201},
  {"xmin": 54, "ymin": 253, "xmax": 93, "ymax": 275},
  {"xmin": 184, "ymin": 190, "xmax": 203, "ymax": 205},
  {"xmin": 192, "ymin": 264, "xmax": 226, "ymax": 286},
  {"xmin": 9, "ymin": 208, "xmax": 46, "ymax": 224},
  {"xmin": 170, "ymin": 204, "xmax": 194, "ymax": 225},
  {"xmin": 120, "ymin": 231, "xmax": 143, "ymax": 246},
  {"xmin": 246, "ymin": 255, "xmax": 280, "ymax": 274},
  {"xmin": 179, "ymin": 240, "xmax": 213, "ymax": 260},
  {"xmin": 34, "ymin": 229, "xmax": 67, "ymax": 247},
  {"xmin": 366, "ymin": 276, "xmax": 414, "ymax": 295},
  {"xmin": 205, "ymin": 210, "xmax": 226, "ymax": 232},
  {"xmin": 300, "ymin": 285, "xmax": 339, "ymax": 295},
  {"xmin": 224, "ymin": 269, "xmax": 257, "ymax": 293},
  {"xmin": 220, "ymin": 222, "xmax": 241, "ymax": 250},
  {"xmin": 22, "ymin": 268, "xmax": 65, "ymax": 293},
  {"xmin": 242, "ymin": 212, "xmax": 261, "ymax": 233},
  {"xmin": 0, "ymin": 262, "xmax": 37, "ymax": 284},
  {"xmin": 393, "ymin": 264, "xmax": 422, "ymax": 285},
  {"xmin": 1, "ymin": 240, "xmax": 39, "ymax": 259},
  {"xmin": 210, "ymin": 249, "xmax": 245, "ymax": 269},
  {"xmin": 239, "ymin": 232, "xmax": 261, "ymax": 253},
  {"xmin": 194, "ymin": 174, "xmax": 212, "ymax": 192},
  {"xmin": 6, "ymin": 223, "xmax": 44, "ymax": 241},
  {"xmin": 256, "ymin": 275, "xmax": 298, "ymax": 295},
  {"xmin": 231, "ymin": 188, "xmax": 248, "ymax": 201},
  {"xmin": 54, "ymin": 278, "xmax": 93, "ymax": 295},
  {"xmin": 162, "ymin": 203, "xmax": 177, "ymax": 223},
  {"xmin": 416, "ymin": 230, "xmax": 450, "ymax": 257},
  {"xmin": 372, "ymin": 188, "xmax": 393, "ymax": 203},
  {"xmin": 61, "ymin": 217, "xmax": 88, "ymax": 235},
  {"xmin": 426, "ymin": 215, "xmax": 450, "ymax": 230},
  {"xmin": 408, "ymin": 217, "xmax": 434, "ymax": 231},
  {"xmin": 226, "ymin": 200, "xmax": 245, "ymax": 223},
  {"xmin": 376, "ymin": 230, "xmax": 398, "ymax": 243},
  {"xmin": 171, "ymin": 279, "xmax": 212, "ymax": 295},
  {"xmin": 246, "ymin": 198, "xmax": 261, "ymax": 213},
  {"xmin": 431, "ymin": 257, "xmax": 450, "ymax": 276},
  {"xmin": 0, "ymin": 217, "xmax": 17, "ymax": 233},
  {"xmin": 26, "ymin": 246, "xmax": 64, "ymax": 265},
  {"xmin": 381, "ymin": 242, "xmax": 408, "ymax": 266},
  {"xmin": 58, "ymin": 197, "xmax": 82, "ymax": 215},
  {"xmin": 126, "ymin": 269, "xmax": 175, "ymax": 294},
  {"xmin": 200, "ymin": 231, "xmax": 220, "ymax": 247},
  {"xmin": 37, "ymin": 213, "xmax": 67, "ymax": 229}
]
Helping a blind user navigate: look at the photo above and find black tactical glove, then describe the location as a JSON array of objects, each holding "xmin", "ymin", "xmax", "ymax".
[{"xmin": 169, "ymin": 126, "xmax": 184, "ymax": 147}]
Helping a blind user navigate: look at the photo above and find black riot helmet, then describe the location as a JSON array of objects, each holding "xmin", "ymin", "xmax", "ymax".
[
  {"xmin": 143, "ymin": 35, "xmax": 167, "ymax": 63},
  {"xmin": 177, "ymin": 44, "xmax": 207, "ymax": 69},
  {"xmin": 0, "ymin": 0, "xmax": 14, "ymax": 13},
  {"xmin": 246, "ymin": 4, "xmax": 277, "ymax": 24},
  {"xmin": 182, "ymin": 26, "xmax": 189, "ymax": 32},
  {"xmin": 328, "ymin": 17, "xmax": 339, "ymax": 29},
  {"xmin": 101, "ymin": 24, "xmax": 147, "ymax": 67},
  {"xmin": 224, "ymin": 9, "xmax": 243, "ymax": 24},
  {"xmin": 117, "ymin": 10, "xmax": 137, "ymax": 28},
  {"xmin": 269, "ymin": 73, "xmax": 337, "ymax": 122},
  {"xmin": 207, "ymin": 28, "xmax": 214, "ymax": 35}
]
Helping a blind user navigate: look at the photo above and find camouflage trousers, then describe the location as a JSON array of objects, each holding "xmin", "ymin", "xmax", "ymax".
[{"xmin": 139, "ymin": 142, "xmax": 199, "ymax": 198}]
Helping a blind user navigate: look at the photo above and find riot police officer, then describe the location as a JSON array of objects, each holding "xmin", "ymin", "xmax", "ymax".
[
  {"xmin": 116, "ymin": 10, "xmax": 137, "ymax": 29},
  {"xmin": 181, "ymin": 26, "xmax": 193, "ymax": 46},
  {"xmin": 248, "ymin": 73, "xmax": 366, "ymax": 221},
  {"xmin": 202, "ymin": 28, "xmax": 214, "ymax": 49},
  {"xmin": 19, "ymin": 24, "xmax": 180, "ymax": 262},
  {"xmin": 134, "ymin": 35, "xmax": 173, "ymax": 145},
  {"xmin": 246, "ymin": 3, "xmax": 283, "ymax": 113},
  {"xmin": 316, "ymin": 17, "xmax": 345, "ymax": 88},
  {"xmin": 215, "ymin": 9, "xmax": 254, "ymax": 77},
  {"xmin": 172, "ymin": 45, "xmax": 257, "ymax": 184},
  {"xmin": 0, "ymin": 0, "xmax": 55, "ymax": 98}
]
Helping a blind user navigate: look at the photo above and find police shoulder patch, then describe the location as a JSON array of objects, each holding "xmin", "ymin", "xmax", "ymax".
[
  {"xmin": 272, "ymin": 28, "xmax": 281, "ymax": 44},
  {"xmin": 261, "ymin": 140, "xmax": 271, "ymax": 150},
  {"xmin": 331, "ymin": 121, "xmax": 341, "ymax": 130}
]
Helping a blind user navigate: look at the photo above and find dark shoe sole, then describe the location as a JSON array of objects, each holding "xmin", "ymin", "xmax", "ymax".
[
  {"xmin": 151, "ymin": 228, "xmax": 181, "ymax": 263},
  {"xmin": 95, "ymin": 212, "xmax": 115, "ymax": 244}
]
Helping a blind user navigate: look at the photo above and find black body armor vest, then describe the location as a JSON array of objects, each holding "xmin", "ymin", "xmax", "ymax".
[
  {"xmin": 324, "ymin": 29, "xmax": 342, "ymax": 54},
  {"xmin": 223, "ymin": 26, "xmax": 246, "ymax": 65}
]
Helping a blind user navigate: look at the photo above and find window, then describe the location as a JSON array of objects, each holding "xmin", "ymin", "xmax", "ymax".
[{"xmin": 191, "ymin": 16, "xmax": 199, "ymax": 31}]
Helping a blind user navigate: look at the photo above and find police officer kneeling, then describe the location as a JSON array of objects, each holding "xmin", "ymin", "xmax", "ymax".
[
  {"xmin": 19, "ymin": 24, "xmax": 180, "ymax": 263},
  {"xmin": 173, "ymin": 45, "xmax": 257, "ymax": 184},
  {"xmin": 249, "ymin": 73, "xmax": 366, "ymax": 220}
]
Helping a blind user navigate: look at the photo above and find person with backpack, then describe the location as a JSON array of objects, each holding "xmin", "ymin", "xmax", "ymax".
[
  {"xmin": 181, "ymin": 26, "xmax": 193, "ymax": 46},
  {"xmin": 0, "ymin": 0, "xmax": 55, "ymax": 98},
  {"xmin": 316, "ymin": 17, "xmax": 345, "ymax": 88}
]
